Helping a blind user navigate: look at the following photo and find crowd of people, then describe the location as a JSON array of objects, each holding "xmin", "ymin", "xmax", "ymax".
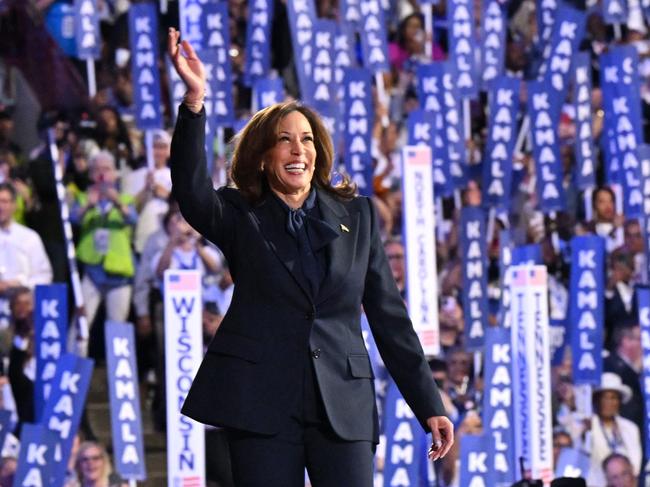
[{"xmin": 0, "ymin": 0, "xmax": 650, "ymax": 486}]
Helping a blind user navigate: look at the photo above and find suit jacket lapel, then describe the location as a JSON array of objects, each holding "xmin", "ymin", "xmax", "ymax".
[
  {"xmin": 252, "ymin": 196, "xmax": 312, "ymax": 301},
  {"xmin": 316, "ymin": 190, "xmax": 359, "ymax": 305}
]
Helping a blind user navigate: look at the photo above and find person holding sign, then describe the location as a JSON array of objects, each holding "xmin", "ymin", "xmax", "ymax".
[{"xmin": 167, "ymin": 27, "xmax": 453, "ymax": 486}]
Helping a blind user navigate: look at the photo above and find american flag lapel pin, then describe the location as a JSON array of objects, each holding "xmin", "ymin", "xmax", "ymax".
[{"xmin": 340, "ymin": 223, "xmax": 349, "ymax": 233}]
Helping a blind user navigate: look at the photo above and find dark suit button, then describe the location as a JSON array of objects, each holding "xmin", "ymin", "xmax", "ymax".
[
  {"xmin": 312, "ymin": 349, "xmax": 321, "ymax": 359},
  {"xmin": 305, "ymin": 312, "xmax": 314, "ymax": 320}
]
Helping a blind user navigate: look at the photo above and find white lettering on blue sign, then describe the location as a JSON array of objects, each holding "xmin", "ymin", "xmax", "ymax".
[
  {"xmin": 112, "ymin": 336, "xmax": 141, "ymax": 465},
  {"xmin": 344, "ymin": 72, "xmax": 372, "ymax": 191},
  {"xmin": 359, "ymin": 0, "xmax": 387, "ymax": 68},
  {"xmin": 449, "ymin": 0, "xmax": 476, "ymax": 94},
  {"xmin": 132, "ymin": 10, "xmax": 159, "ymax": 123},
  {"xmin": 547, "ymin": 20, "xmax": 578, "ymax": 91},
  {"xmin": 245, "ymin": 0, "xmax": 272, "ymax": 81},
  {"xmin": 530, "ymin": 88, "xmax": 562, "ymax": 208},
  {"xmin": 486, "ymin": 87, "xmax": 514, "ymax": 199},
  {"xmin": 481, "ymin": 1, "xmax": 504, "ymax": 84},
  {"xmin": 574, "ymin": 249, "xmax": 598, "ymax": 372},
  {"xmin": 180, "ymin": 0, "xmax": 205, "ymax": 47},
  {"xmin": 78, "ymin": 0, "xmax": 98, "ymax": 50},
  {"xmin": 463, "ymin": 215, "xmax": 486, "ymax": 341}
]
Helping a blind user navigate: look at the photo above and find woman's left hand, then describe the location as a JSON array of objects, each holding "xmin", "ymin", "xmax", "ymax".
[{"xmin": 426, "ymin": 415, "xmax": 454, "ymax": 461}]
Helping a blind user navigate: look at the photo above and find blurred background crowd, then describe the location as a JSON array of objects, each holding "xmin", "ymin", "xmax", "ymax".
[{"xmin": 0, "ymin": 0, "xmax": 650, "ymax": 486}]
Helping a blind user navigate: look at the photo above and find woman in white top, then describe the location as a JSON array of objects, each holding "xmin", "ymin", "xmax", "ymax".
[{"xmin": 587, "ymin": 373, "xmax": 642, "ymax": 487}]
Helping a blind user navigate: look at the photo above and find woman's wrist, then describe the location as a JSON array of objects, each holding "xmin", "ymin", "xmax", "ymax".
[{"xmin": 183, "ymin": 90, "xmax": 206, "ymax": 113}]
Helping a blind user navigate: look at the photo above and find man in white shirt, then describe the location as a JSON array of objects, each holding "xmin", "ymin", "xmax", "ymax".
[{"xmin": 0, "ymin": 182, "xmax": 53, "ymax": 291}]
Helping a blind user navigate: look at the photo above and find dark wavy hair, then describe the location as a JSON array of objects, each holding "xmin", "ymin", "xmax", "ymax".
[{"xmin": 230, "ymin": 101, "xmax": 356, "ymax": 204}]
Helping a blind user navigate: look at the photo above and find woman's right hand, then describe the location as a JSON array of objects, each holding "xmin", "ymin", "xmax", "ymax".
[{"xmin": 167, "ymin": 27, "xmax": 206, "ymax": 101}]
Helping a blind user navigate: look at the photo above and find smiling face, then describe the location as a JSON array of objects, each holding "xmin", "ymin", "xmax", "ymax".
[{"xmin": 263, "ymin": 111, "xmax": 316, "ymax": 203}]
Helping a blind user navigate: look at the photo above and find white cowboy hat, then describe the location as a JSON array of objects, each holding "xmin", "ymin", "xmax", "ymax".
[{"xmin": 593, "ymin": 372, "xmax": 632, "ymax": 404}]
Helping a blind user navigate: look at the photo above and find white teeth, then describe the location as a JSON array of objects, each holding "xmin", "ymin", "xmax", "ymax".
[{"xmin": 285, "ymin": 163, "xmax": 306, "ymax": 172}]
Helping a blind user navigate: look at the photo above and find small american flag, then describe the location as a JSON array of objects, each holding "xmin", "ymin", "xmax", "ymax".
[
  {"xmin": 167, "ymin": 272, "xmax": 200, "ymax": 292},
  {"xmin": 174, "ymin": 476, "xmax": 202, "ymax": 487},
  {"xmin": 405, "ymin": 146, "xmax": 431, "ymax": 166},
  {"xmin": 420, "ymin": 330, "xmax": 438, "ymax": 347},
  {"xmin": 512, "ymin": 268, "xmax": 528, "ymax": 287},
  {"xmin": 527, "ymin": 267, "xmax": 547, "ymax": 286}
]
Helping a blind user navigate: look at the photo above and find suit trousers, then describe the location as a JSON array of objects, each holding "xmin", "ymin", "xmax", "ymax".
[{"xmin": 225, "ymin": 418, "xmax": 375, "ymax": 487}]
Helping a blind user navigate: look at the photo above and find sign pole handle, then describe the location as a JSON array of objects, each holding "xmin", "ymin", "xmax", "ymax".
[
  {"xmin": 421, "ymin": 4, "xmax": 433, "ymax": 60},
  {"xmin": 86, "ymin": 58, "xmax": 96, "ymax": 98},
  {"xmin": 463, "ymin": 98, "xmax": 471, "ymax": 158},
  {"xmin": 514, "ymin": 115, "xmax": 530, "ymax": 157},
  {"xmin": 374, "ymin": 72, "xmax": 390, "ymax": 128},
  {"xmin": 583, "ymin": 187, "xmax": 593, "ymax": 222},
  {"xmin": 145, "ymin": 130, "xmax": 154, "ymax": 171}
]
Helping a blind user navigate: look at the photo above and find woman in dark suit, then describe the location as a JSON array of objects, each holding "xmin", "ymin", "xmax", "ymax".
[{"xmin": 167, "ymin": 28, "xmax": 453, "ymax": 486}]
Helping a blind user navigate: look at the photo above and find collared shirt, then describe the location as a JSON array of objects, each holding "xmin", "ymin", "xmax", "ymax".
[{"xmin": 0, "ymin": 222, "xmax": 53, "ymax": 288}]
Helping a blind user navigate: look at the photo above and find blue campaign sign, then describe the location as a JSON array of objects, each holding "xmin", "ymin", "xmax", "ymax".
[
  {"xmin": 459, "ymin": 435, "xmax": 495, "ymax": 487},
  {"xmin": 342, "ymin": 68, "xmax": 374, "ymax": 196},
  {"xmin": 573, "ymin": 52, "xmax": 596, "ymax": 190},
  {"xmin": 416, "ymin": 63, "xmax": 443, "ymax": 113},
  {"xmin": 340, "ymin": 0, "xmax": 362, "ymax": 30},
  {"xmin": 460, "ymin": 207, "xmax": 488, "ymax": 350},
  {"xmin": 569, "ymin": 236, "xmax": 605, "ymax": 385},
  {"xmin": 13, "ymin": 424, "xmax": 58, "ymax": 487},
  {"xmin": 482, "ymin": 76, "xmax": 520, "ymax": 210},
  {"xmin": 334, "ymin": 23, "xmax": 358, "ymax": 138},
  {"xmin": 382, "ymin": 379, "xmax": 428, "ymax": 487},
  {"xmin": 286, "ymin": 0, "xmax": 316, "ymax": 99},
  {"xmin": 334, "ymin": 23, "xmax": 358, "ymax": 87},
  {"xmin": 481, "ymin": 0, "xmax": 506, "ymax": 89},
  {"xmin": 536, "ymin": 0, "xmax": 557, "ymax": 56},
  {"xmin": 243, "ymin": 0, "xmax": 274, "ymax": 86},
  {"xmin": 417, "ymin": 63, "xmax": 466, "ymax": 189},
  {"xmin": 447, "ymin": 0, "xmax": 478, "ymax": 98},
  {"xmin": 203, "ymin": 2, "xmax": 235, "ymax": 128},
  {"xmin": 637, "ymin": 287, "xmax": 650, "ymax": 454},
  {"xmin": 312, "ymin": 100, "xmax": 340, "ymax": 164},
  {"xmin": 602, "ymin": 0, "xmax": 628, "ymax": 24},
  {"xmin": 482, "ymin": 327, "xmax": 516, "ymax": 484},
  {"xmin": 179, "ymin": 0, "xmax": 206, "ymax": 49},
  {"xmin": 307, "ymin": 19, "xmax": 338, "ymax": 106},
  {"xmin": 34, "ymin": 284, "xmax": 68, "ymax": 423},
  {"xmin": 128, "ymin": 2, "xmax": 163, "ymax": 130},
  {"xmin": 358, "ymin": 0, "xmax": 390, "ymax": 73},
  {"xmin": 407, "ymin": 109, "xmax": 452, "ymax": 198},
  {"xmin": 512, "ymin": 244, "xmax": 542, "ymax": 265},
  {"xmin": 105, "ymin": 322, "xmax": 146, "ymax": 480},
  {"xmin": 541, "ymin": 4, "xmax": 586, "ymax": 115},
  {"xmin": 555, "ymin": 447, "xmax": 590, "ymax": 478},
  {"xmin": 74, "ymin": 0, "xmax": 100, "ymax": 60},
  {"xmin": 600, "ymin": 47, "xmax": 643, "ymax": 216},
  {"xmin": 253, "ymin": 77, "xmax": 285, "ymax": 110},
  {"xmin": 527, "ymin": 80, "xmax": 566, "ymax": 213},
  {"xmin": 42, "ymin": 353, "xmax": 94, "ymax": 485}
]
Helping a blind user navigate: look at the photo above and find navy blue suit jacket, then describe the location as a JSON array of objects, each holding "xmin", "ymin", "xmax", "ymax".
[{"xmin": 171, "ymin": 105, "xmax": 445, "ymax": 443}]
